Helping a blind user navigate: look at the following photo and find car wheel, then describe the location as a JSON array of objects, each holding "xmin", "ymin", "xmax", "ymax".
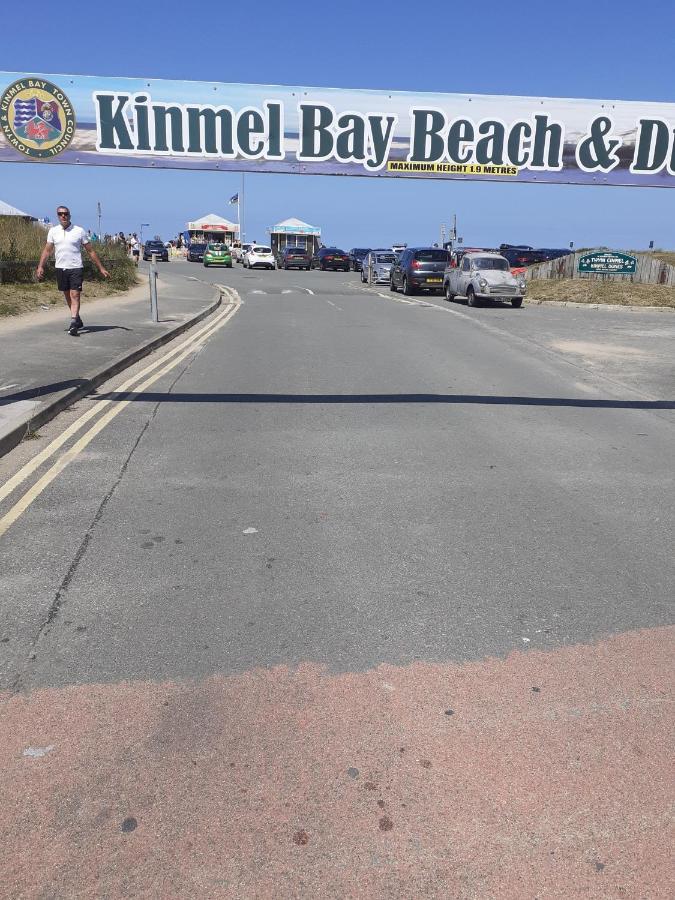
[
  {"xmin": 403, "ymin": 277, "xmax": 413, "ymax": 296},
  {"xmin": 444, "ymin": 283, "xmax": 455, "ymax": 302},
  {"xmin": 390, "ymin": 278, "xmax": 397, "ymax": 292},
  {"xmin": 467, "ymin": 287, "xmax": 481, "ymax": 307},
  {"xmin": 511, "ymin": 297, "xmax": 523, "ymax": 308}
]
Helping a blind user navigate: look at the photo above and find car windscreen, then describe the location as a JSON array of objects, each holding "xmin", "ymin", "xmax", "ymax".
[
  {"xmin": 191, "ymin": 244, "xmax": 206, "ymax": 250},
  {"xmin": 208, "ymin": 244, "xmax": 225, "ymax": 250},
  {"xmin": 146, "ymin": 242, "xmax": 164, "ymax": 248},
  {"xmin": 354, "ymin": 249, "xmax": 370, "ymax": 256},
  {"xmin": 473, "ymin": 257, "xmax": 510, "ymax": 271},
  {"xmin": 413, "ymin": 250, "xmax": 448, "ymax": 262},
  {"xmin": 375, "ymin": 254, "xmax": 396, "ymax": 263}
]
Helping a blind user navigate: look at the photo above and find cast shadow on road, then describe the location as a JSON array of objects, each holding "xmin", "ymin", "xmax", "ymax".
[
  {"xmin": 0, "ymin": 379, "xmax": 88, "ymax": 406},
  {"xmin": 95, "ymin": 391, "xmax": 675, "ymax": 410},
  {"xmin": 79, "ymin": 325, "xmax": 132, "ymax": 334}
]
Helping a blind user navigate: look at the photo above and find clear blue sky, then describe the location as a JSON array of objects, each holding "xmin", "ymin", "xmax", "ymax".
[{"xmin": 1, "ymin": 0, "xmax": 673, "ymax": 250}]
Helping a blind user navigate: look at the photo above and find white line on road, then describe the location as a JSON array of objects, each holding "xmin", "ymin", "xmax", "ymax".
[
  {"xmin": 281, "ymin": 289, "xmax": 294, "ymax": 294},
  {"xmin": 296, "ymin": 287, "xmax": 314, "ymax": 295}
]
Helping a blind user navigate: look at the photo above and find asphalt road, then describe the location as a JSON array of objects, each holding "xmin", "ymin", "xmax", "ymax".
[{"xmin": 1, "ymin": 260, "xmax": 673, "ymax": 897}]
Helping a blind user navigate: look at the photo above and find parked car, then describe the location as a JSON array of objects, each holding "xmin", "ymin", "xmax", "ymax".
[
  {"xmin": 243, "ymin": 245, "xmax": 276, "ymax": 269},
  {"xmin": 499, "ymin": 243, "xmax": 534, "ymax": 252},
  {"xmin": 537, "ymin": 248, "xmax": 573, "ymax": 262},
  {"xmin": 279, "ymin": 246, "xmax": 311, "ymax": 270},
  {"xmin": 349, "ymin": 248, "xmax": 371, "ymax": 271},
  {"xmin": 187, "ymin": 242, "xmax": 207, "ymax": 262},
  {"xmin": 203, "ymin": 243, "xmax": 232, "ymax": 268},
  {"xmin": 444, "ymin": 252, "xmax": 526, "ymax": 308},
  {"xmin": 361, "ymin": 249, "xmax": 398, "ymax": 284},
  {"xmin": 233, "ymin": 243, "xmax": 252, "ymax": 263},
  {"xmin": 500, "ymin": 248, "xmax": 548, "ymax": 269},
  {"xmin": 143, "ymin": 239, "xmax": 169, "ymax": 262},
  {"xmin": 312, "ymin": 247, "xmax": 350, "ymax": 271},
  {"xmin": 389, "ymin": 247, "xmax": 449, "ymax": 295}
]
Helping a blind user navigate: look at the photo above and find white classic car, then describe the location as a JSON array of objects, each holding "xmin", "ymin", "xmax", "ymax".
[{"xmin": 444, "ymin": 252, "xmax": 526, "ymax": 308}]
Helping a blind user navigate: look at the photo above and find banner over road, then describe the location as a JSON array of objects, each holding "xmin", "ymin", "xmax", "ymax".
[{"xmin": 1, "ymin": 71, "xmax": 673, "ymax": 187}]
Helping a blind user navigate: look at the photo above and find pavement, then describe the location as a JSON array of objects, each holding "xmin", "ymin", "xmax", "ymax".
[{"xmin": 0, "ymin": 264, "xmax": 222, "ymax": 457}]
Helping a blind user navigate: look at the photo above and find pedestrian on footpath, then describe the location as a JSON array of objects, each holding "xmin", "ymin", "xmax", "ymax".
[
  {"xmin": 130, "ymin": 233, "xmax": 141, "ymax": 266},
  {"xmin": 36, "ymin": 206, "xmax": 110, "ymax": 336}
]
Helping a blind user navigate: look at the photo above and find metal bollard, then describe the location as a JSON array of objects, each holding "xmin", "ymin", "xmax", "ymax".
[{"xmin": 149, "ymin": 253, "xmax": 159, "ymax": 322}]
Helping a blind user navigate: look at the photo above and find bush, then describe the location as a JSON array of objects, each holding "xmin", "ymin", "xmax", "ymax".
[{"xmin": 0, "ymin": 217, "xmax": 137, "ymax": 289}]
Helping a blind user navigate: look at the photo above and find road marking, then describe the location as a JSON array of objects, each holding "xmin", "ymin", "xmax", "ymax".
[
  {"xmin": 0, "ymin": 289, "xmax": 239, "ymax": 506},
  {"xmin": 0, "ymin": 383, "xmax": 20, "ymax": 392},
  {"xmin": 281, "ymin": 289, "xmax": 294, "ymax": 294},
  {"xmin": 325, "ymin": 300, "xmax": 344, "ymax": 311},
  {"xmin": 298, "ymin": 287, "xmax": 314, "ymax": 295},
  {"xmin": 250, "ymin": 290, "xmax": 266, "ymax": 295},
  {"xmin": 0, "ymin": 291, "xmax": 241, "ymax": 537}
]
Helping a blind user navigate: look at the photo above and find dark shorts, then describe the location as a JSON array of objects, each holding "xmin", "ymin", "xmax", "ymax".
[
  {"xmin": 132, "ymin": 250, "xmax": 140, "ymax": 257},
  {"xmin": 56, "ymin": 268, "xmax": 84, "ymax": 292}
]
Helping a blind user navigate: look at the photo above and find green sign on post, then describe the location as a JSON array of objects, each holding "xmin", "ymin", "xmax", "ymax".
[{"xmin": 578, "ymin": 251, "xmax": 637, "ymax": 275}]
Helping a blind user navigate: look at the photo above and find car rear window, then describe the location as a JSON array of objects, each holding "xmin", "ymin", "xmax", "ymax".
[
  {"xmin": 254, "ymin": 247, "xmax": 272, "ymax": 254},
  {"xmin": 473, "ymin": 257, "xmax": 510, "ymax": 270},
  {"xmin": 414, "ymin": 249, "xmax": 448, "ymax": 262},
  {"xmin": 376, "ymin": 254, "xmax": 396, "ymax": 263}
]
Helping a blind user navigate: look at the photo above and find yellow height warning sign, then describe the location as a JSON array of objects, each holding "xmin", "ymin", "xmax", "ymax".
[{"xmin": 387, "ymin": 161, "xmax": 518, "ymax": 176}]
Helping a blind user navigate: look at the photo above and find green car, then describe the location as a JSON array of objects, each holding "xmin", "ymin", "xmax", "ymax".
[{"xmin": 203, "ymin": 243, "xmax": 233, "ymax": 267}]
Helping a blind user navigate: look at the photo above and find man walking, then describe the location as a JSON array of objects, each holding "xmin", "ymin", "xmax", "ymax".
[{"xmin": 36, "ymin": 206, "xmax": 110, "ymax": 336}]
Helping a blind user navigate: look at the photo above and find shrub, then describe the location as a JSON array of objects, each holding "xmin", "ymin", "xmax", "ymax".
[{"xmin": 0, "ymin": 217, "xmax": 137, "ymax": 288}]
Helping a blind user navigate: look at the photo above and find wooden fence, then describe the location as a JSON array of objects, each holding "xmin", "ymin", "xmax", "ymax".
[{"xmin": 527, "ymin": 251, "xmax": 675, "ymax": 286}]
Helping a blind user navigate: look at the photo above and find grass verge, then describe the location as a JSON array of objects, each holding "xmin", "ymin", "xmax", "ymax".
[
  {"xmin": 0, "ymin": 278, "xmax": 142, "ymax": 318},
  {"xmin": 527, "ymin": 278, "xmax": 675, "ymax": 308}
]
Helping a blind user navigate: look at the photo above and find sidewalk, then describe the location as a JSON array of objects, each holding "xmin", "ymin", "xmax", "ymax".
[{"xmin": 0, "ymin": 266, "xmax": 222, "ymax": 457}]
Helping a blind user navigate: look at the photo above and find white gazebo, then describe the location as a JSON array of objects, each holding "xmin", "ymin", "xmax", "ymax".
[
  {"xmin": 0, "ymin": 200, "xmax": 37, "ymax": 221},
  {"xmin": 186, "ymin": 213, "xmax": 239, "ymax": 245},
  {"xmin": 267, "ymin": 217, "xmax": 321, "ymax": 255}
]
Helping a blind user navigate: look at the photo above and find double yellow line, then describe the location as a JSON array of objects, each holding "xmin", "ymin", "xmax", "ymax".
[{"xmin": 0, "ymin": 286, "xmax": 241, "ymax": 538}]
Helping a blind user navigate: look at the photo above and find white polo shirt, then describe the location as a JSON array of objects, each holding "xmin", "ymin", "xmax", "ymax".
[{"xmin": 47, "ymin": 223, "xmax": 88, "ymax": 269}]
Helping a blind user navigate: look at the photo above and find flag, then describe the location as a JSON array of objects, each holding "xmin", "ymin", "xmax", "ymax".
[{"xmin": 229, "ymin": 193, "xmax": 239, "ymax": 205}]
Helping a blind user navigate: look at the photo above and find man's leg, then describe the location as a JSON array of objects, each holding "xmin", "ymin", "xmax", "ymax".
[{"xmin": 68, "ymin": 289, "xmax": 81, "ymax": 320}]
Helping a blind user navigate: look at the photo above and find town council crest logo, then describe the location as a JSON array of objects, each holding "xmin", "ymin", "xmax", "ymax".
[{"xmin": 0, "ymin": 78, "xmax": 76, "ymax": 159}]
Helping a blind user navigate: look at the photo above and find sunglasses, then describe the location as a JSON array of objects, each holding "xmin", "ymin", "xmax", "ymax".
[{"xmin": 57, "ymin": 211, "xmax": 70, "ymax": 217}]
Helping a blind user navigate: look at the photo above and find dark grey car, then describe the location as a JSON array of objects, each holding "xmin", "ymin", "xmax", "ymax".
[{"xmin": 389, "ymin": 247, "xmax": 449, "ymax": 295}]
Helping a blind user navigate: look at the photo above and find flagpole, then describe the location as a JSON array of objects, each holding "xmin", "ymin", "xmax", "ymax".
[{"xmin": 240, "ymin": 173, "xmax": 245, "ymax": 244}]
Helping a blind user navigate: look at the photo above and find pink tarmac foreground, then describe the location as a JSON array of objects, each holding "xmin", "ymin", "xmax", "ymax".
[{"xmin": 1, "ymin": 627, "xmax": 673, "ymax": 899}]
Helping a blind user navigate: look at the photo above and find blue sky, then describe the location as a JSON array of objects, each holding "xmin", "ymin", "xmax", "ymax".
[{"xmin": 1, "ymin": 0, "xmax": 673, "ymax": 250}]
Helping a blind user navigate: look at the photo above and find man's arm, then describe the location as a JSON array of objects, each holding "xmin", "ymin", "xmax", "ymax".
[
  {"xmin": 83, "ymin": 242, "xmax": 110, "ymax": 279},
  {"xmin": 35, "ymin": 242, "xmax": 53, "ymax": 280}
]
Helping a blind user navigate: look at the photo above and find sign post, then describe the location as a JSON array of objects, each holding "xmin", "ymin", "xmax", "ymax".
[{"xmin": 149, "ymin": 254, "xmax": 159, "ymax": 322}]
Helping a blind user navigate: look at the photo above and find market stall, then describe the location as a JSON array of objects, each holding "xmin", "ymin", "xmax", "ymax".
[
  {"xmin": 186, "ymin": 213, "xmax": 239, "ymax": 246},
  {"xmin": 267, "ymin": 217, "xmax": 321, "ymax": 257}
]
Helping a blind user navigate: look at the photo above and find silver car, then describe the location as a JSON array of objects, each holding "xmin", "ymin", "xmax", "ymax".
[{"xmin": 361, "ymin": 250, "xmax": 398, "ymax": 284}]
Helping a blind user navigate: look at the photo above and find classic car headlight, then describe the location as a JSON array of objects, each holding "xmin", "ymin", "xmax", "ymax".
[
  {"xmin": 519, "ymin": 279, "xmax": 527, "ymax": 291},
  {"xmin": 478, "ymin": 277, "xmax": 488, "ymax": 289}
]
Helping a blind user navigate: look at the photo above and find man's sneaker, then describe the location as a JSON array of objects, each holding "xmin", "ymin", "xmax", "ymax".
[
  {"xmin": 68, "ymin": 320, "xmax": 79, "ymax": 336},
  {"xmin": 75, "ymin": 314, "xmax": 83, "ymax": 329}
]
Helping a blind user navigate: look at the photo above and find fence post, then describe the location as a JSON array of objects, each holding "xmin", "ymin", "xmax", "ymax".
[{"xmin": 149, "ymin": 253, "xmax": 159, "ymax": 322}]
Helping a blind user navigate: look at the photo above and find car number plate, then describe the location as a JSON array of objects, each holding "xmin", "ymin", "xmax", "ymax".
[{"xmin": 427, "ymin": 277, "xmax": 442, "ymax": 283}]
